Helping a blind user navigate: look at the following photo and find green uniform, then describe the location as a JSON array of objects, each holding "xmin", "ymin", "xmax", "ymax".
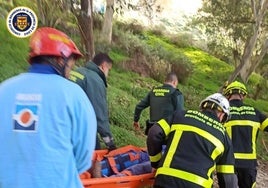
[
  {"xmin": 134, "ymin": 84, "xmax": 184, "ymax": 123},
  {"xmin": 70, "ymin": 62, "xmax": 114, "ymax": 149}
]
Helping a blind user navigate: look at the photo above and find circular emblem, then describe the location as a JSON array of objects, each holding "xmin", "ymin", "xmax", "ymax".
[
  {"xmin": 17, "ymin": 109, "xmax": 35, "ymax": 127},
  {"xmin": 6, "ymin": 6, "xmax": 38, "ymax": 38}
]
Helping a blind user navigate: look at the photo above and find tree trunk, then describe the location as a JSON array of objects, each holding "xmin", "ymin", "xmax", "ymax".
[
  {"xmin": 239, "ymin": 0, "xmax": 268, "ymax": 82},
  {"xmin": 72, "ymin": 0, "xmax": 95, "ymax": 61},
  {"xmin": 245, "ymin": 39, "xmax": 268, "ymax": 81},
  {"xmin": 238, "ymin": 34, "xmax": 259, "ymax": 83},
  {"xmin": 100, "ymin": 0, "xmax": 114, "ymax": 44}
]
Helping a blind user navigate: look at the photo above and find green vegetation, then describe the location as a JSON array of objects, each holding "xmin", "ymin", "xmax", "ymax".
[{"xmin": 1, "ymin": 18, "xmax": 267, "ymax": 160}]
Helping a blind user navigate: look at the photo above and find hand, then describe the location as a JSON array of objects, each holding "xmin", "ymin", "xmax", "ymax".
[
  {"xmin": 108, "ymin": 144, "xmax": 117, "ymax": 151},
  {"xmin": 104, "ymin": 138, "xmax": 116, "ymax": 151},
  {"xmin": 133, "ymin": 121, "xmax": 140, "ymax": 130}
]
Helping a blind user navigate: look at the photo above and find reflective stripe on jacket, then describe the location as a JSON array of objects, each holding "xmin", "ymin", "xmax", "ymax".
[
  {"xmin": 224, "ymin": 99, "xmax": 268, "ymax": 168},
  {"xmin": 147, "ymin": 110, "xmax": 235, "ymax": 188}
]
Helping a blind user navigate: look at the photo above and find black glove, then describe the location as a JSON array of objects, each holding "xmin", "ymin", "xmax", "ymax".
[
  {"xmin": 107, "ymin": 144, "xmax": 117, "ymax": 151},
  {"xmin": 103, "ymin": 137, "xmax": 117, "ymax": 151}
]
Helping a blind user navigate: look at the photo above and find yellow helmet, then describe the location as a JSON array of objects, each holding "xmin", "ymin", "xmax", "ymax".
[{"xmin": 223, "ymin": 81, "xmax": 248, "ymax": 96}]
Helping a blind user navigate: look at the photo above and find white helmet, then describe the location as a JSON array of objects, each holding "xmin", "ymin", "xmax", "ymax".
[{"xmin": 199, "ymin": 93, "xmax": 230, "ymax": 117}]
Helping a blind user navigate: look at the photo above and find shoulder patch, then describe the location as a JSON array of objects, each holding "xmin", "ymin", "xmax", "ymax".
[{"xmin": 69, "ymin": 70, "xmax": 85, "ymax": 82}]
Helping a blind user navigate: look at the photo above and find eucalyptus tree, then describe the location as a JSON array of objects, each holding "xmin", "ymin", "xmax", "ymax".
[
  {"xmin": 100, "ymin": 0, "xmax": 160, "ymax": 44},
  {"xmin": 71, "ymin": 0, "xmax": 94, "ymax": 61},
  {"xmin": 100, "ymin": 0, "xmax": 114, "ymax": 44},
  {"xmin": 194, "ymin": 0, "xmax": 268, "ymax": 83}
]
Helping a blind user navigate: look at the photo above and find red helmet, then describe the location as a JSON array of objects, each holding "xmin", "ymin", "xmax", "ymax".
[{"xmin": 29, "ymin": 27, "xmax": 82, "ymax": 63}]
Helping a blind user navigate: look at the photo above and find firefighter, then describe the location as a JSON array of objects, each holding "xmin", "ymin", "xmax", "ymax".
[
  {"xmin": 223, "ymin": 81, "xmax": 268, "ymax": 188},
  {"xmin": 147, "ymin": 93, "xmax": 237, "ymax": 188},
  {"xmin": 133, "ymin": 72, "xmax": 184, "ymax": 135}
]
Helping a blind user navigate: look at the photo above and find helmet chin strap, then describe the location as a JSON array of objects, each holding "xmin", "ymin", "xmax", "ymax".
[{"xmin": 47, "ymin": 54, "xmax": 69, "ymax": 78}]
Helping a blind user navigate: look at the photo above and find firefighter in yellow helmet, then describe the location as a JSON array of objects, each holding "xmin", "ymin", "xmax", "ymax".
[
  {"xmin": 223, "ymin": 81, "xmax": 268, "ymax": 188},
  {"xmin": 147, "ymin": 93, "xmax": 237, "ymax": 188}
]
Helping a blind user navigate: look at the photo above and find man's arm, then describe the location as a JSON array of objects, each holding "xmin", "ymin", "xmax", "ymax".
[
  {"xmin": 175, "ymin": 94, "xmax": 184, "ymax": 111},
  {"xmin": 133, "ymin": 93, "xmax": 150, "ymax": 129},
  {"xmin": 147, "ymin": 118, "xmax": 171, "ymax": 168},
  {"xmin": 216, "ymin": 134, "xmax": 237, "ymax": 188},
  {"xmin": 72, "ymin": 88, "xmax": 97, "ymax": 174},
  {"xmin": 171, "ymin": 89, "xmax": 184, "ymax": 111}
]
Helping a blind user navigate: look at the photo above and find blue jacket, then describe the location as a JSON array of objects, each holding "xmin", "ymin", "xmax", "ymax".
[{"xmin": 0, "ymin": 64, "xmax": 97, "ymax": 188}]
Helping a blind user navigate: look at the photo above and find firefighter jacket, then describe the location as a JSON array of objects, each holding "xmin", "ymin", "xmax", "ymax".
[
  {"xmin": 69, "ymin": 62, "xmax": 113, "ymax": 140},
  {"xmin": 224, "ymin": 99, "xmax": 268, "ymax": 168},
  {"xmin": 147, "ymin": 110, "xmax": 235, "ymax": 188},
  {"xmin": 134, "ymin": 83, "xmax": 184, "ymax": 122}
]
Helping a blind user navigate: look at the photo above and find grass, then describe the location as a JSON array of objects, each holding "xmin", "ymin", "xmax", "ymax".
[{"xmin": 1, "ymin": 18, "xmax": 267, "ymax": 160}]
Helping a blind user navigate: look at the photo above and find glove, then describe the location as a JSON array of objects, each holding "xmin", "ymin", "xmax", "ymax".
[
  {"xmin": 133, "ymin": 121, "xmax": 140, "ymax": 130},
  {"xmin": 107, "ymin": 144, "xmax": 117, "ymax": 151},
  {"xmin": 103, "ymin": 137, "xmax": 117, "ymax": 151}
]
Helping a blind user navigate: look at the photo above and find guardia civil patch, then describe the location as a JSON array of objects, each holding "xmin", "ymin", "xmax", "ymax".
[
  {"xmin": 6, "ymin": 6, "xmax": 38, "ymax": 38},
  {"xmin": 13, "ymin": 104, "xmax": 39, "ymax": 131}
]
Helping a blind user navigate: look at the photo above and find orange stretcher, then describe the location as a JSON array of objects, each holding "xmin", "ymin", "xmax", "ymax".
[{"xmin": 80, "ymin": 146, "xmax": 155, "ymax": 188}]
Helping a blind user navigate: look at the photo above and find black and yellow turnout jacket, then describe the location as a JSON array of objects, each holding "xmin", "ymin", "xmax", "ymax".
[
  {"xmin": 224, "ymin": 99, "xmax": 268, "ymax": 168},
  {"xmin": 147, "ymin": 110, "xmax": 235, "ymax": 188}
]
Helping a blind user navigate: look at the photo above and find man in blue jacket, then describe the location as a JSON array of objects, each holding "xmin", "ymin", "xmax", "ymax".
[
  {"xmin": 70, "ymin": 53, "xmax": 116, "ymax": 150},
  {"xmin": 0, "ymin": 27, "xmax": 97, "ymax": 188}
]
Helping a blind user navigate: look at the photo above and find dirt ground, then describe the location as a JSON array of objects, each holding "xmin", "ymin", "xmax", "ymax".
[
  {"xmin": 255, "ymin": 159, "xmax": 268, "ymax": 187},
  {"xmin": 213, "ymin": 159, "xmax": 268, "ymax": 188}
]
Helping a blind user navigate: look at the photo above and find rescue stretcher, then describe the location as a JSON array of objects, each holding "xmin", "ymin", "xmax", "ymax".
[{"xmin": 80, "ymin": 145, "xmax": 155, "ymax": 188}]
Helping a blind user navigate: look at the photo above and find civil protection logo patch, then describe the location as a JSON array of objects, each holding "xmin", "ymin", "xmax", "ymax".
[
  {"xmin": 6, "ymin": 6, "xmax": 38, "ymax": 38},
  {"xmin": 13, "ymin": 104, "xmax": 38, "ymax": 131}
]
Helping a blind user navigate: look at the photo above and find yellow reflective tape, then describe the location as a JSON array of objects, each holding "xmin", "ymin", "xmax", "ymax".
[
  {"xmin": 252, "ymin": 125, "xmax": 257, "ymax": 155},
  {"xmin": 158, "ymin": 119, "xmax": 170, "ymax": 136},
  {"xmin": 211, "ymin": 147, "xmax": 222, "ymax": 160},
  {"xmin": 234, "ymin": 153, "xmax": 256, "ymax": 159},
  {"xmin": 163, "ymin": 130, "xmax": 182, "ymax": 167},
  {"xmin": 260, "ymin": 118, "xmax": 268, "ymax": 131},
  {"xmin": 216, "ymin": 165, "xmax": 234, "ymax": 173},
  {"xmin": 149, "ymin": 152, "xmax": 162, "ymax": 162},
  {"xmin": 224, "ymin": 120, "xmax": 260, "ymax": 129},
  {"xmin": 225, "ymin": 120, "xmax": 259, "ymax": 159},
  {"xmin": 69, "ymin": 74, "xmax": 77, "ymax": 82},
  {"xmin": 70, "ymin": 70, "xmax": 84, "ymax": 80},
  {"xmin": 156, "ymin": 167, "xmax": 213, "ymax": 187},
  {"xmin": 225, "ymin": 126, "xmax": 232, "ymax": 139},
  {"xmin": 207, "ymin": 164, "xmax": 216, "ymax": 181},
  {"xmin": 171, "ymin": 124, "xmax": 224, "ymax": 155},
  {"xmin": 252, "ymin": 181, "xmax": 256, "ymax": 188}
]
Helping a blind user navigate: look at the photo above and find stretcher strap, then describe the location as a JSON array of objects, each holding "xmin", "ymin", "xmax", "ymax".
[{"xmin": 107, "ymin": 156, "xmax": 120, "ymax": 174}]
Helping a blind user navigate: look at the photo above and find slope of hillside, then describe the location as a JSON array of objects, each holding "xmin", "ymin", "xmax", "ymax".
[{"xmin": 1, "ymin": 17, "xmax": 267, "ymax": 151}]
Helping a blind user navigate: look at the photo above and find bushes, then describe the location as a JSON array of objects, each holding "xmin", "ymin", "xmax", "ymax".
[{"xmin": 110, "ymin": 21, "xmax": 194, "ymax": 84}]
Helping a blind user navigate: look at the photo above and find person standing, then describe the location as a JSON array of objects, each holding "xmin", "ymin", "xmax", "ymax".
[
  {"xmin": 147, "ymin": 93, "xmax": 237, "ymax": 188},
  {"xmin": 70, "ymin": 52, "xmax": 116, "ymax": 150},
  {"xmin": 133, "ymin": 72, "xmax": 184, "ymax": 135},
  {"xmin": 223, "ymin": 81, "xmax": 268, "ymax": 188},
  {"xmin": 0, "ymin": 27, "xmax": 97, "ymax": 188}
]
